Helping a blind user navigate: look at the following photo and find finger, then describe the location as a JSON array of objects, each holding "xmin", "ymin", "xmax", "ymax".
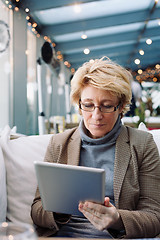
[
  {"xmin": 78, "ymin": 202, "xmax": 86, "ymax": 214},
  {"xmin": 84, "ymin": 201, "xmax": 114, "ymax": 218},
  {"xmin": 80, "ymin": 205, "xmax": 102, "ymax": 224},
  {"xmin": 80, "ymin": 201, "xmax": 104, "ymax": 218},
  {"xmin": 85, "ymin": 201, "xmax": 103, "ymax": 211},
  {"xmin": 81, "ymin": 207, "xmax": 108, "ymax": 231},
  {"xmin": 104, "ymin": 197, "xmax": 112, "ymax": 207},
  {"xmin": 104, "ymin": 197, "xmax": 110, "ymax": 206}
]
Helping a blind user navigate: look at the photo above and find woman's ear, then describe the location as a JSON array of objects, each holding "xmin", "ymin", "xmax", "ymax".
[
  {"xmin": 119, "ymin": 103, "xmax": 124, "ymax": 112},
  {"xmin": 118, "ymin": 104, "xmax": 125, "ymax": 118}
]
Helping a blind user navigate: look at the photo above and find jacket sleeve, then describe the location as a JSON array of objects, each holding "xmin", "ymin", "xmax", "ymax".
[
  {"xmin": 118, "ymin": 132, "xmax": 160, "ymax": 238},
  {"xmin": 30, "ymin": 135, "xmax": 70, "ymax": 235}
]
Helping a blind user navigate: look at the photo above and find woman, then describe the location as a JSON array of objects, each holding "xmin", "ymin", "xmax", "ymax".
[{"xmin": 31, "ymin": 57, "xmax": 160, "ymax": 238}]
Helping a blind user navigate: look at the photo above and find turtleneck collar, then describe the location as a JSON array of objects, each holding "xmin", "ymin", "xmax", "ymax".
[{"xmin": 79, "ymin": 115, "xmax": 122, "ymax": 145}]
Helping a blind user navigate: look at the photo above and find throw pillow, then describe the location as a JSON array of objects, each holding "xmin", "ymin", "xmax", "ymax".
[
  {"xmin": 0, "ymin": 125, "xmax": 52, "ymax": 224},
  {"xmin": 138, "ymin": 122, "xmax": 160, "ymax": 154}
]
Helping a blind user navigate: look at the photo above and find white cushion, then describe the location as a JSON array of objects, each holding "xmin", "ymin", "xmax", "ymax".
[
  {"xmin": 138, "ymin": 122, "xmax": 160, "ymax": 154},
  {"xmin": 138, "ymin": 122, "xmax": 148, "ymax": 131},
  {"xmin": 0, "ymin": 125, "xmax": 52, "ymax": 224},
  {"xmin": 0, "ymin": 145, "xmax": 7, "ymax": 222}
]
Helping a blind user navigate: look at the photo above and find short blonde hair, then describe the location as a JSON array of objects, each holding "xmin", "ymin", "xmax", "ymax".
[{"xmin": 70, "ymin": 57, "xmax": 133, "ymax": 116}]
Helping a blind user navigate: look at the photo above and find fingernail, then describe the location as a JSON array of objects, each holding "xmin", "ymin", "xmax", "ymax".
[{"xmin": 78, "ymin": 202, "xmax": 83, "ymax": 208}]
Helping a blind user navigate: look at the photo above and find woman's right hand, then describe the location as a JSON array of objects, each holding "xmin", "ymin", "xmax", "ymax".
[{"xmin": 78, "ymin": 197, "xmax": 124, "ymax": 231}]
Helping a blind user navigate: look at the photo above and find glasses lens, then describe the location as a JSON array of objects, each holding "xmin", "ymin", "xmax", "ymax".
[
  {"xmin": 79, "ymin": 101, "xmax": 119, "ymax": 113},
  {"xmin": 100, "ymin": 106, "xmax": 114, "ymax": 113},
  {"xmin": 80, "ymin": 103, "xmax": 94, "ymax": 112}
]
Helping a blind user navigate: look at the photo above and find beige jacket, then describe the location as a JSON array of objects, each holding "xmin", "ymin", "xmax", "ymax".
[{"xmin": 31, "ymin": 125, "xmax": 160, "ymax": 238}]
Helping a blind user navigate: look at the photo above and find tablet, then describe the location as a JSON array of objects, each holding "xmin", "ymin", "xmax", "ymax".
[{"xmin": 34, "ymin": 161, "xmax": 105, "ymax": 216}]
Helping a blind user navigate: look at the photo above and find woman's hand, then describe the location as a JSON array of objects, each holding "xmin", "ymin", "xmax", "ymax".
[{"xmin": 78, "ymin": 197, "xmax": 124, "ymax": 231}]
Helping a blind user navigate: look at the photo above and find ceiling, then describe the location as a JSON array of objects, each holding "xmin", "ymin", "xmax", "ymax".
[{"xmin": 19, "ymin": 0, "xmax": 160, "ymax": 72}]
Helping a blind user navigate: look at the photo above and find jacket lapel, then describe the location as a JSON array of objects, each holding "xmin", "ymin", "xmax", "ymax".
[
  {"xmin": 114, "ymin": 125, "xmax": 131, "ymax": 207},
  {"xmin": 67, "ymin": 128, "xmax": 81, "ymax": 166}
]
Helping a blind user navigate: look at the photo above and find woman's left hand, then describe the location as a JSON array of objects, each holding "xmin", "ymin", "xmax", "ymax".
[{"xmin": 78, "ymin": 197, "xmax": 123, "ymax": 231}]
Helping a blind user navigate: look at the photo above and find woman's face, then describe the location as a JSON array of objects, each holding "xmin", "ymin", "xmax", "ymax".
[{"xmin": 80, "ymin": 85, "xmax": 123, "ymax": 139}]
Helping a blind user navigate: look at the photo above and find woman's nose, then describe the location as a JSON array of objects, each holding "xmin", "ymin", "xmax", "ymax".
[{"xmin": 92, "ymin": 107, "xmax": 103, "ymax": 120}]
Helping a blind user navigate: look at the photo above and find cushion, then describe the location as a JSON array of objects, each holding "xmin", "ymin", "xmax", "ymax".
[
  {"xmin": 0, "ymin": 125, "xmax": 52, "ymax": 224},
  {"xmin": 138, "ymin": 122, "xmax": 160, "ymax": 154},
  {"xmin": 0, "ymin": 145, "xmax": 7, "ymax": 222}
]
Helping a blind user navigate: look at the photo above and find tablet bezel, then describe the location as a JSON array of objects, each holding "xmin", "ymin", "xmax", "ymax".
[{"xmin": 34, "ymin": 161, "xmax": 105, "ymax": 216}]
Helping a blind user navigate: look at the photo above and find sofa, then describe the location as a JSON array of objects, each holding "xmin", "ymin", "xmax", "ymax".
[{"xmin": 0, "ymin": 123, "xmax": 159, "ymax": 226}]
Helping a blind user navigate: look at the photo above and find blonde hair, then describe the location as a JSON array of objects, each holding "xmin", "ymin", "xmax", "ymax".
[{"xmin": 70, "ymin": 57, "xmax": 133, "ymax": 116}]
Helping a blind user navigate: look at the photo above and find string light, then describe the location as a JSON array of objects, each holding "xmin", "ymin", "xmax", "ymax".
[
  {"xmin": 3, "ymin": 0, "xmax": 73, "ymax": 72},
  {"xmin": 44, "ymin": 36, "xmax": 48, "ymax": 41},
  {"xmin": 146, "ymin": 38, "xmax": 152, "ymax": 45},
  {"xmin": 57, "ymin": 54, "xmax": 63, "ymax": 60},
  {"xmin": 14, "ymin": 7, "xmax": 19, "ymax": 11},
  {"xmin": 84, "ymin": 48, "xmax": 90, "ymax": 54},
  {"xmin": 139, "ymin": 49, "xmax": 144, "ymax": 55},
  {"xmin": 81, "ymin": 34, "xmax": 87, "ymax": 39},
  {"xmin": 32, "ymin": 23, "xmax": 37, "ymax": 28},
  {"xmin": 25, "ymin": 8, "xmax": 29, "ymax": 13},
  {"xmin": 64, "ymin": 61, "xmax": 69, "ymax": 66},
  {"xmin": 153, "ymin": 77, "xmax": 157, "ymax": 82},
  {"xmin": 134, "ymin": 59, "xmax": 140, "ymax": 65},
  {"xmin": 71, "ymin": 68, "xmax": 75, "ymax": 73},
  {"xmin": 134, "ymin": 63, "xmax": 160, "ymax": 83},
  {"xmin": 64, "ymin": 61, "xmax": 71, "ymax": 68},
  {"xmin": 57, "ymin": 51, "xmax": 63, "ymax": 61},
  {"xmin": 138, "ymin": 69, "xmax": 143, "ymax": 74}
]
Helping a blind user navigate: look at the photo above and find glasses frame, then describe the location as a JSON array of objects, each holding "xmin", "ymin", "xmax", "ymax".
[{"xmin": 79, "ymin": 100, "xmax": 120, "ymax": 113}]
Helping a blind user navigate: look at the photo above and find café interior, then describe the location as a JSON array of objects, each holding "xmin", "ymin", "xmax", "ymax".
[{"xmin": 0, "ymin": 0, "xmax": 160, "ymax": 135}]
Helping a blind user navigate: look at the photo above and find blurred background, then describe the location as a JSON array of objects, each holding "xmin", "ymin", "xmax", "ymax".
[{"xmin": 0, "ymin": 0, "xmax": 160, "ymax": 135}]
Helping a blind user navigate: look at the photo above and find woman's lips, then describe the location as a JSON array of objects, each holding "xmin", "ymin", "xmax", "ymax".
[{"xmin": 91, "ymin": 123, "xmax": 105, "ymax": 127}]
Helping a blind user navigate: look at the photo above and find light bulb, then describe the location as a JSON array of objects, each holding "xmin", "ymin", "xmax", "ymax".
[
  {"xmin": 84, "ymin": 48, "xmax": 90, "ymax": 54},
  {"xmin": 134, "ymin": 59, "xmax": 140, "ymax": 65},
  {"xmin": 146, "ymin": 39, "xmax": 152, "ymax": 45}
]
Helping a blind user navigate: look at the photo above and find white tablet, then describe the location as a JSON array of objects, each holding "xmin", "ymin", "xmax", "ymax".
[{"xmin": 34, "ymin": 161, "xmax": 105, "ymax": 216}]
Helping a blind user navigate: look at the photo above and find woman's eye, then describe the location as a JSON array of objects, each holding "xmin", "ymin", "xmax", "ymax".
[
  {"xmin": 103, "ymin": 105, "xmax": 113, "ymax": 109},
  {"xmin": 84, "ymin": 104, "xmax": 94, "ymax": 108}
]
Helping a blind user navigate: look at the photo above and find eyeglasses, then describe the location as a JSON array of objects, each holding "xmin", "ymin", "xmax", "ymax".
[{"xmin": 79, "ymin": 100, "xmax": 120, "ymax": 113}]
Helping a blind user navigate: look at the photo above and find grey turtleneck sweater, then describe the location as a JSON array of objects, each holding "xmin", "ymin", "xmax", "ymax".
[
  {"xmin": 79, "ymin": 116, "xmax": 122, "ymax": 205},
  {"xmin": 55, "ymin": 116, "xmax": 122, "ymax": 238}
]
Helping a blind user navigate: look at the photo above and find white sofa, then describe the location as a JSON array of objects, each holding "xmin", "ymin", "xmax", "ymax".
[{"xmin": 0, "ymin": 124, "xmax": 159, "ymax": 225}]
